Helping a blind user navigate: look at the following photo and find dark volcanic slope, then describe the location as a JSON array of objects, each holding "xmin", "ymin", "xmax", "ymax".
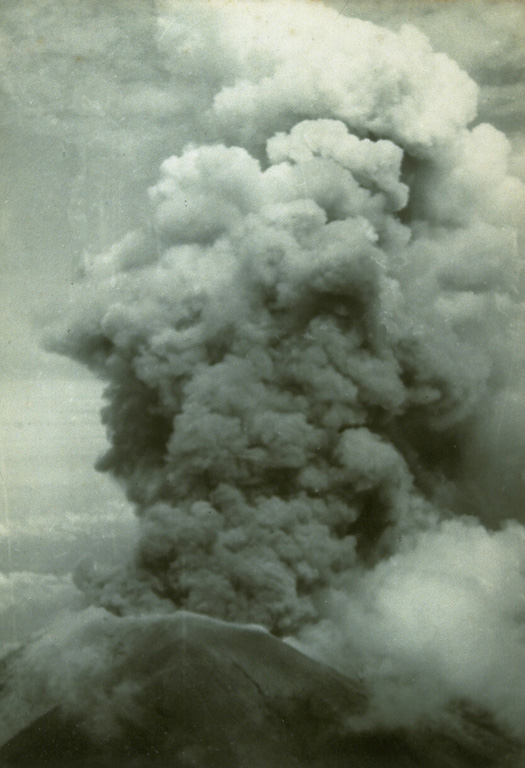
[{"xmin": 0, "ymin": 612, "xmax": 523, "ymax": 768}]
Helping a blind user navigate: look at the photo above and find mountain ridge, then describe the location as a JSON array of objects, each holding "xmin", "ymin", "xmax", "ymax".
[{"xmin": 0, "ymin": 612, "xmax": 522, "ymax": 768}]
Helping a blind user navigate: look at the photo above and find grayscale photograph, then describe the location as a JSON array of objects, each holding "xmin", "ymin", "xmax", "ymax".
[{"xmin": 0, "ymin": 1, "xmax": 524, "ymax": 765}]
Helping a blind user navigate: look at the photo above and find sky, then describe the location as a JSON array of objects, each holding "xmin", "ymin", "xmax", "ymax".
[{"xmin": 0, "ymin": 0, "xmax": 525, "ymax": 750}]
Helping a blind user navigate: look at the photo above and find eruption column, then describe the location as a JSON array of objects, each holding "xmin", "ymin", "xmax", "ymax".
[{"xmin": 45, "ymin": 0, "xmax": 525, "ymax": 740}]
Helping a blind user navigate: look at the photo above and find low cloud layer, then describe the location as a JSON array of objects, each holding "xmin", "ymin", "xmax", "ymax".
[{"xmin": 0, "ymin": 571, "xmax": 83, "ymax": 653}]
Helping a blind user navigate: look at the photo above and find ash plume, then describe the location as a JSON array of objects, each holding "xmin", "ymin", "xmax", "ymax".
[{"xmin": 44, "ymin": 0, "xmax": 525, "ymax": 744}]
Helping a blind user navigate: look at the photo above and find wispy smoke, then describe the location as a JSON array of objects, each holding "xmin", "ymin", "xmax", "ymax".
[{"xmin": 44, "ymin": 0, "xmax": 525, "ymax": 744}]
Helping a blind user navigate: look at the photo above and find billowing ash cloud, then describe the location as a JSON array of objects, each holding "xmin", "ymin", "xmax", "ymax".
[{"xmin": 45, "ymin": 0, "xmax": 525, "ymax": 741}]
